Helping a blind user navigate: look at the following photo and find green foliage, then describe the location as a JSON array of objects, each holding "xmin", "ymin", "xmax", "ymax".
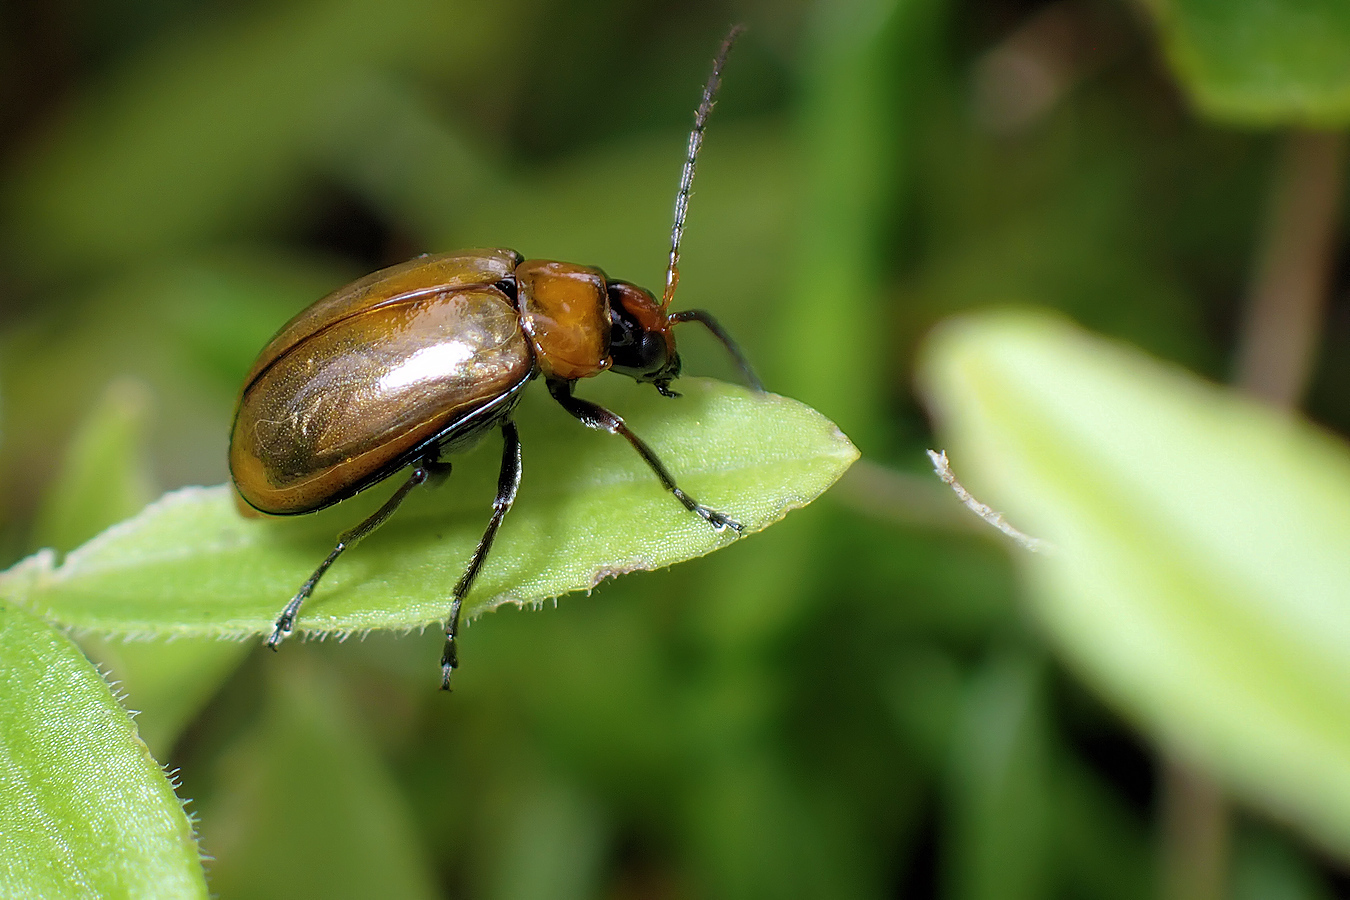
[
  {"xmin": 6, "ymin": 380, "xmax": 855, "ymax": 639},
  {"xmin": 1140, "ymin": 0, "xmax": 1350, "ymax": 126},
  {"xmin": 1, "ymin": 0, "xmax": 1348, "ymax": 895},
  {"xmin": 920, "ymin": 311, "xmax": 1350, "ymax": 857},
  {"xmin": 0, "ymin": 600, "xmax": 206, "ymax": 898},
  {"xmin": 193, "ymin": 653, "xmax": 441, "ymax": 900}
]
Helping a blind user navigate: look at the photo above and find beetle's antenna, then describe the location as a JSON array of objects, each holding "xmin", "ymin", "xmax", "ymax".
[{"xmin": 662, "ymin": 25, "xmax": 743, "ymax": 313}]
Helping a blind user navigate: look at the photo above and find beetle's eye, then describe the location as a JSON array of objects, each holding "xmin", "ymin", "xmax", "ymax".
[{"xmin": 640, "ymin": 332, "xmax": 667, "ymax": 369}]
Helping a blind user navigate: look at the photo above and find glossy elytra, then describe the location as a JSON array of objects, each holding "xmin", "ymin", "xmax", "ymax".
[{"xmin": 230, "ymin": 29, "xmax": 762, "ymax": 689}]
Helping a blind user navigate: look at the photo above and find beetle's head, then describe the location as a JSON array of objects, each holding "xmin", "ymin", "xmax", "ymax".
[{"xmin": 607, "ymin": 281, "xmax": 681, "ymax": 396}]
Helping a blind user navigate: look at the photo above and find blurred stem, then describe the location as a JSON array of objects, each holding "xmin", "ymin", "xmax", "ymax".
[
  {"xmin": 780, "ymin": 0, "xmax": 942, "ymax": 449},
  {"xmin": 1233, "ymin": 130, "xmax": 1348, "ymax": 406},
  {"xmin": 1160, "ymin": 760, "xmax": 1229, "ymax": 900},
  {"xmin": 1164, "ymin": 127, "xmax": 1348, "ymax": 900}
]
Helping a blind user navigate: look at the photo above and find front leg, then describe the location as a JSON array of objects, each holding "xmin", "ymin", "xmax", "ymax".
[{"xmin": 547, "ymin": 378, "xmax": 742, "ymax": 533}]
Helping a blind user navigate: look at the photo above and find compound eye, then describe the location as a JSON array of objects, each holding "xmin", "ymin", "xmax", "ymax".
[{"xmin": 640, "ymin": 331, "xmax": 667, "ymax": 369}]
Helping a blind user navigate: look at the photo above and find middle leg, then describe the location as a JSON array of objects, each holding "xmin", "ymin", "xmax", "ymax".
[{"xmin": 440, "ymin": 420, "xmax": 522, "ymax": 690}]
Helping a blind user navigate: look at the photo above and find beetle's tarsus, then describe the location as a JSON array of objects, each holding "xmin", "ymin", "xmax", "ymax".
[
  {"xmin": 440, "ymin": 639, "xmax": 458, "ymax": 691},
  {"xmin": 266, "ymin": 604, "xmax": 300, "ymax": 650},
  {"xmin": 267, "ymin": 614, "xmax": 296, "ymax": 651},
  {"xmin": 439, "ymin": 661, "xmax": 455, "ymax": 690},
  {"xmin": 698, "ymin": 506, "xmax": 744, "ymax": 534}
]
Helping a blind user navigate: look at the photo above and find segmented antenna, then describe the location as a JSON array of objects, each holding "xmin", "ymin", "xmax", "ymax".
[{"xmin": 661, "ymin": 25, "xmax": 744, "ymax": 312}]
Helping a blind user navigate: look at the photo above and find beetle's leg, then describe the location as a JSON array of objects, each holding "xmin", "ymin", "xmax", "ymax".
[
  {"xmin": 267, "ymin": 463, "xmax": 430, "ymax": 650},
  {"xmin": 547, "ymin": 377, "xmax": 743, "ymax": 534},
  {"xmin": 441, "ymin": 420, "xmax": 522, "ymax": 691},
  {"xmin": 668, "ymin": 309, "xmax": 765, "ymax": 392}
]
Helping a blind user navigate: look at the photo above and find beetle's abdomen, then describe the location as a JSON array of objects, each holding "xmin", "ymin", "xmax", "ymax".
[{"xmin": 231, "ymin": 288, "xmax": 532, "ymax": 515}]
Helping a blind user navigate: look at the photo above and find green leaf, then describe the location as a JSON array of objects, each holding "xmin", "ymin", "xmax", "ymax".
[
  {"xmin": 1139, "ymin": 0, "xmax": 1350, "ymax": 126},
  {"xmin": 0, "ymin": 600, "xmax": 206, "ymax": 898},
  {"xmin": 918, "ymin": 310, "xmax": 1350, "ymax": 858},
  {"xmin": 85, "ymin": 636, "xmax": 247, "ymax": 762},
  {"xmin": 3, "ymin": 379, "xmax": 856, "ymax": 640}
]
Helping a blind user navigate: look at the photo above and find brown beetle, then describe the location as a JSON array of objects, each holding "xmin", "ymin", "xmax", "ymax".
[{"xmin": 230, "ymin": 29, "xmax": 760, "ymax": 689}]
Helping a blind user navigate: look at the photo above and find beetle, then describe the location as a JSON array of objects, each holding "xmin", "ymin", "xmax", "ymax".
[{"xmin": 230, "ymin": 28, "xmax": 760, "ymax": 689}]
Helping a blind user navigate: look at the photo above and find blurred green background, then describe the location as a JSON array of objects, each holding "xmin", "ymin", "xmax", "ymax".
[{"xmin": 3, "ymin": 0, "xmax": 1349, "ymax": 896}]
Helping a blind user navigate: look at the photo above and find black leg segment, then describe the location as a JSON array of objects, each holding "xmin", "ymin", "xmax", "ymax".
[
  {"xmin": 268, "ymin": 462, "xmax": 431, "ymax": 650},
  {"xmin": 547, "ymin": 378, "xmax": 743, "ymax": 534},
  {"xmin": 440, "ymin": 420, "xmax": 523, "ymax": 691}
]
